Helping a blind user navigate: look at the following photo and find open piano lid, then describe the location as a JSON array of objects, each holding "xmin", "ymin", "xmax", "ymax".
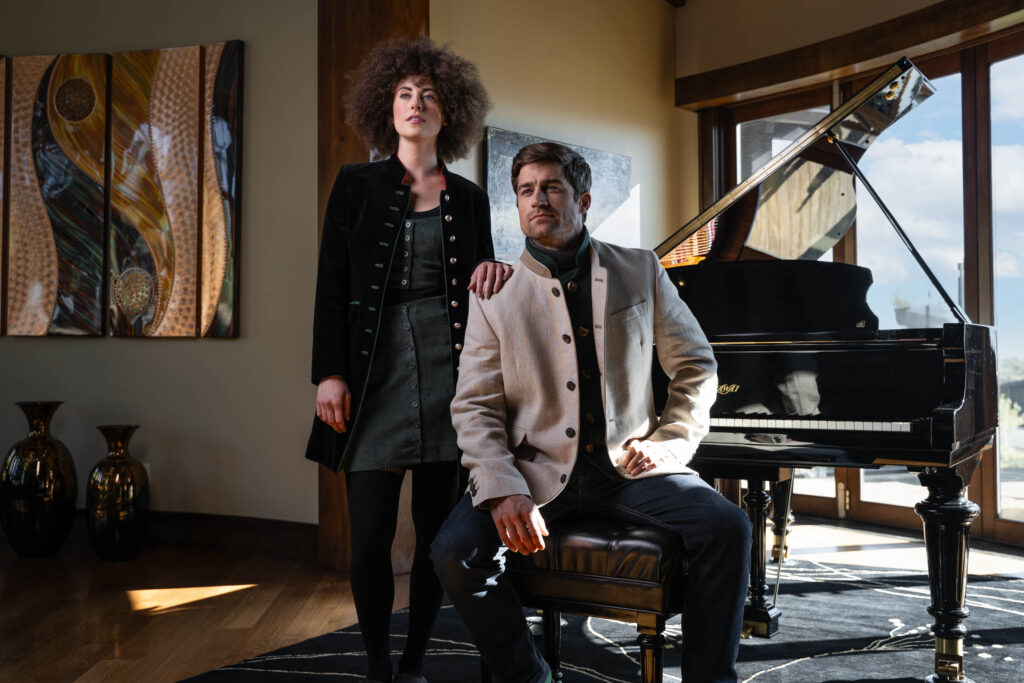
[{"xmin": 657, "ymin": 58, "xmax": 934, "ymax": 265}]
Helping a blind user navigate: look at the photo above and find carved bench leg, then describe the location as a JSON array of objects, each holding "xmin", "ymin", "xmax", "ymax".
[{"xmin": 637, "ymin": 616, "xmax": 666, "ymax": 683}]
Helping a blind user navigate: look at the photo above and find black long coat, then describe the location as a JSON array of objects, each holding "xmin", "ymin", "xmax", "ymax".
[{"xmin": 305, "ymin": 155, "xmax": 496, "ymax": 472}]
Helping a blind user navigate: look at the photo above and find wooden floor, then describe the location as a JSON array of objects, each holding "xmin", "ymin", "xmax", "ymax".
[{"xmin": 1, "ymin": 519, "xmax": 1021, "ymax": 683}]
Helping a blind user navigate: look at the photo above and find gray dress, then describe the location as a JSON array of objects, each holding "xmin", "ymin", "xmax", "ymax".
[{"xmin": 346, "ymin": 210, "xmax": 459, "ymax": 472}]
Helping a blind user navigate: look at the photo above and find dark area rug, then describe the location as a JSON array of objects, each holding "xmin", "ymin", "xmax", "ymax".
[{"xmin": 185, "ymin": 558, "xmax": 1023, "ymax": 682}]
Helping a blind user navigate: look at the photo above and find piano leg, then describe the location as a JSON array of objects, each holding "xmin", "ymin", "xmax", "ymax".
[
  {"xmin": 742, "ymin": 479, "xmax": 781, "ymax": 637},
  {"xmin": 769, "ymin": 471, "xmax": 794, "ymax": 562},
  {"xmin": 915, "ymin": 460, "xmax": 981, "ymax": 683}
]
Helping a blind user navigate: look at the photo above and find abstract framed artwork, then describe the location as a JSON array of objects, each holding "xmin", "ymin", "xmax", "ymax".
[
  {"xmin": 484, "ymin": 127, "xmax": 631, "ymax": 264},
  {"xmin": 1, "ymin": 41, "xmax": 243, "ymax": 338}
]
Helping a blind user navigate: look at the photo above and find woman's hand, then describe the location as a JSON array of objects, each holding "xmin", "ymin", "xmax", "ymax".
[
  {"xmin": 316, "ymin": 376, "xmax": 352, "ymax": 434},
  {"xmin": 468, "ymin": 261, "xmax": 513, "ymax": 299}
]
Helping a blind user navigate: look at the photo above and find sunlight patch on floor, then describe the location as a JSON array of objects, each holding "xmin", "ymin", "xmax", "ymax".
[
  {"xmin": 782, "ymin": 525, "xmax": 1024, "ymax": 578},
  {"xmin": 127, "ymin": 584, "xmax": 257, "ymax": 614}
]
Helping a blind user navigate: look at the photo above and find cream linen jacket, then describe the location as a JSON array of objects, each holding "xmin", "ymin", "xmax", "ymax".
[{"xmin": 452, "ymin": 237, "xmax": 718, "ymax": 508}]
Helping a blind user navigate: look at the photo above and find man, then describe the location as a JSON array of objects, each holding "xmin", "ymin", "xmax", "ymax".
[{"xmin": 432, "ymin": 142, "xmax": 751, "ymax": 683}]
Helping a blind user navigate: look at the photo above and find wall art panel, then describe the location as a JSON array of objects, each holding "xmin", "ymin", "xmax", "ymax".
[
  {"xmin": 200, "ymin": 40, "xmax": 243, "ymax": 338},
  {"xmin": 1, "ymin": 41, "xmax": 243, "ymax": 339},
  {"xmin": 109, "ymin": 46, "xmax": 199, "ymax": 337},
  {"xmin": 5, "ymin": 54, "xmax": 107, "ymax": 336}
]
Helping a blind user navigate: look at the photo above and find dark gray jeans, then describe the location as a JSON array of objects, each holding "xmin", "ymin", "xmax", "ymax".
[{"xmin": 432, "ymin": 459, "xmax": 752, "ymax": 683}]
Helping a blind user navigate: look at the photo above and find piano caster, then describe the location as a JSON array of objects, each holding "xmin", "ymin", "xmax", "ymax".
[
  {"xmin": 770, "ymin": 542, "xmax": 788, "ymax": 563},
  {"xmin": 925, "ymin": 637, "xmax": 975, "ymax": 683},
  {"xmin": 742, "ymin": 604, "xmax": 780, "ymax": 638}
]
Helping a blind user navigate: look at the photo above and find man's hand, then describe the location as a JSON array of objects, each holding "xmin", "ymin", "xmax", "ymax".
[
  {"xmin": 468, "ymin": 261, "xmax": 513, "ymax": 299},
  {"xmin": 316, "ymin": 376, "xmax": 352, "ymax": 434},
  {"xmin": 620, "ymin": 439, "xmax": 663, "ymax": 477},
  {"xmin": 489, "ymin": 494, "xmax": 549, "ymax": 555}
]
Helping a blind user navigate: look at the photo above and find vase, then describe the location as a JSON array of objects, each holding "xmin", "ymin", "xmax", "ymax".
[
  {"xmin": 0, "ymin": 401, "xmax": 78, "ymax": 557},
  {"xmin": 86, "ymin": 425, "xmax": 149, "ymax": 560}
]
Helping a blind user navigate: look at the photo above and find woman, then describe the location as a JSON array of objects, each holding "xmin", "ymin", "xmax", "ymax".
[{"xmin": 305, "ymin": 37, "xmax": 508, "ymax": 683}]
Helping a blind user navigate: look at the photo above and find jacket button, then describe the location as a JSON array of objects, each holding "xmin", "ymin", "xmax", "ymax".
[
  {"xmin": 451, "ymin": 278, "xmax": 458, "ymax": 286},
  {"xmin": 449, "ymin": 234, "xmax": 456, "ymax": 242},
  {"xmin": 560, "ymin": 473, "xmax": 567, "ymax": 483},
  {"xmin": 567, "ymin": 281, "xmax": 579, "ymax": 292},
  {"xmin": 576, "ymin": 326, "xmax": 589, "ymax": 337},
  {"xmin": 551, "ymin": 287, "xmax": 560, "ymax": 297},
  {"xmin": 565, "ymin": 428, "xmax": 576, "ymax": 438},
  {"xmin": 445, "ymin": 193, "xmax": 451, "ymax": 201},
  {"xmin": 566, "ymin": 381, "xmax": 576, "ymax": 391},
  {"xmin": 455, "ymin": 343, "xmax": 463, "ymax": 350},
  {"xmin": 454, "ymin": 322, "xmax": 462, "ymax": 330},
  {"xmin": 451, "ymin": 300, "xmax": 458, "ymax": 308},
  {"xmin": 562, "ymin": 334, "xmax": 571, "ymax": 343},
  {"xmin": 585, "ymin": 443, "xmax": 594, "ymax": 454},
  {"xmin": 449, "ymin": 257, "xmax": 457, "ymax": 264},
  {"xmin": 445, "ymin": 214, "xmax": 453, "ymax": 222}
]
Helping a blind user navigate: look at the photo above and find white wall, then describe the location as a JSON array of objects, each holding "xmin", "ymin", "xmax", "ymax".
[
  {"xmin": 675, "ymin": 0, "xmax": 941, "ymax": 77},
  {"xmin": 432, "ymin": 0, "xmax": 685, "ymax": 248},
  {"xmin": 0, "ymin": 0, "xmax": 319, "ymax": 523}
]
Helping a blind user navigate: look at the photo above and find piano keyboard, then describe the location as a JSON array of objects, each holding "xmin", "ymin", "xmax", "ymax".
[{"xmin": 710, "ymin": 417, "xmax": 913, "ymax": 432}]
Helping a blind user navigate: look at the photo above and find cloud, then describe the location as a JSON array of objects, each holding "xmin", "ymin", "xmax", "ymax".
[{"xmin": 991, "ymin": 57, "xmax": 1024, "ymax": 123}]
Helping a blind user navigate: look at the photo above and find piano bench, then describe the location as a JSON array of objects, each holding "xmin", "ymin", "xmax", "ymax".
[{"xmin": 480, "ymin": 517, "xmax": 688, "ymax": 683}]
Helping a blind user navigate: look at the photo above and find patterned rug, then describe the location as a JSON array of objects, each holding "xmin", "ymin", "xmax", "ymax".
[{"xmin": 186, "ymin": 559, "xmax": 1024, "ymax": 682}]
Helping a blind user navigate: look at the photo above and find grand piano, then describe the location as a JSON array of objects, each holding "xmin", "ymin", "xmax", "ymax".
[{"xmin": 654, "ymin": 58, "xmax": 997, "ymax": 683}]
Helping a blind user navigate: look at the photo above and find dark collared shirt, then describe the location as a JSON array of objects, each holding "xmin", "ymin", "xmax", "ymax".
[{"xmin": 525, "ymin": 232, "xmax": 617, "ymax": 478}]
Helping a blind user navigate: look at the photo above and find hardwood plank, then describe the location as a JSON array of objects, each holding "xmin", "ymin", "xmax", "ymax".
[{"xmin": 675, "ymin": 0, "xmax": 1024, "ymax": 110}]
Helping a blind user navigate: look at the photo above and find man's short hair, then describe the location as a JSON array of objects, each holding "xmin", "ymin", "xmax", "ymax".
[{"xmin": 510, "ymin": 142, "xmax": 592, "ymax": 199}]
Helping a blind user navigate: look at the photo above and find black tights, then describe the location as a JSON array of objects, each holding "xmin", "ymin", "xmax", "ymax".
[{"xmin": 346, "ymin": 462, "xmax": 458, "ymax": 680}]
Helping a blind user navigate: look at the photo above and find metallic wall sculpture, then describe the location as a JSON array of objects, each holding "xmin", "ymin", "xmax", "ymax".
[
  {"xmin": 7, "ymin": 54, "xmax": 107, "ymax": 335},
  {"xmin": 1, "ymin": 41, "xmax": 243, "ymax": 338}
]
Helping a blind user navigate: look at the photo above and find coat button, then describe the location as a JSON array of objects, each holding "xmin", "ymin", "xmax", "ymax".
[
  {"xmin": 454, "ymin": 322, "xmax": 462, "ymax": 330},
  {"xmin": 451, "ymin": 300, "xmax": 458, "ymax": 308},
  {"xmin": 562, "ymin": 334, "xmax": 571, "ymax": 343},
  {"xmin": 585, "ymin": 443, "xmax": 594, "ymax": 454},
  {"xmin": 405, "ymin": 221, "xmax": 411, "ymax": 227},
  {"xmin": 445, "ymin": 214, "xmax": 453, "ymax": 222},
  {"xmin": 455, "ymin": 343, "xmax": 463, "ymax": 350},
  {"xmin": 451, "ymin": 278, "xmax": 458, "ymax": 286},
  {"xmin": 449, "ymin": 257, "xmax": 457, "ymax": 264},
  {"xmin": 582, "ymin": 369, "xmax": 592, "ymax": 380},
  {"xmin": 565, "ymin": 428, "xmax": 576, "ymax": 438},
  {"xmin": 566, "ymin": 381, "xmax": 576, "ymax": 391},
  {"xmin": 445, "ymin": 193, "xmax": 450, "ymax": 201},
  {"xmin": 560, "ymin": 473, "xmax": 567, "ymax": 483},
  {"xmin": 551, "ymin": 287, "xmax": 560, "ymax": 297},
  {"xmin": 567, "ymin": 281, "xmax": 579, "ymax": 292},
  {"xmin": 449, "ymin": 234, "xmax": 456, "ymax": 242},
  {"xmin": 577, "ymin": 326, "xmax": 589, "ymax": 337}
]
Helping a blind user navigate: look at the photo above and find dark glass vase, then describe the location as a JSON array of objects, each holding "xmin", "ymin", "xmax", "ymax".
[
  {"xmin": 0, "ymin": 401, "xmax": 78, "ymax": 557},
  {"xmin": 86, "ymin": 425, "xmax": 150, "ymax": 560}
]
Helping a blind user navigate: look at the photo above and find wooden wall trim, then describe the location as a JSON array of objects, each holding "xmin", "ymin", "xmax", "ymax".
[
  {"xmin": 317, "ymin": 0, "xmax": 428, "ymax": 571},
  {"xmin": 148, "ymin": 511, "xmax": 317, "ymax": 560},
  {"xmin": 675, "ymin": 0, "xmax": 1024, "ymax": 110}
]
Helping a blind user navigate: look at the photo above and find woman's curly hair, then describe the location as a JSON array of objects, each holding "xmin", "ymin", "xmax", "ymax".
[{"xmin": 344, "ymin": 36, "xmax": 491, "ymax": 162}]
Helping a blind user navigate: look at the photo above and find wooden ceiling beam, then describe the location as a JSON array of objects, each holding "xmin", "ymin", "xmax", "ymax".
[{"xmin": 675, "ymin": 0, "xmax": 1024, "ymax": 110}]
